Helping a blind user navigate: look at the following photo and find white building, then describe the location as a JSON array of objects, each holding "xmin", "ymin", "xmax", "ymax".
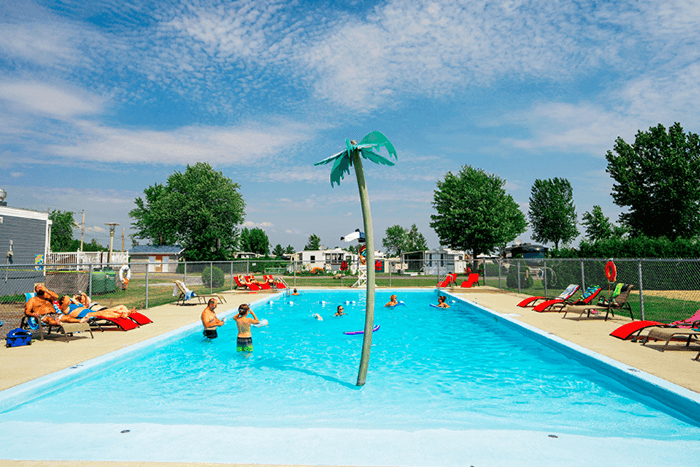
[
  {"xmin": 293, "ymin": 247, "xmax": 359, "ymax": 273},
  {"xmin": 401, "ymin": 249, "xmax": 468, "ymax": 275}
]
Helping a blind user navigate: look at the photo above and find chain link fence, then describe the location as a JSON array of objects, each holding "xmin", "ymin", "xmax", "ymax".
[
  {"xmin": 482, "ymin": 258, "xmax": 700, "ymax": 324},
  {"xmin": 3, "ymin": 257, "xmax": 699, "ymax": 337}
]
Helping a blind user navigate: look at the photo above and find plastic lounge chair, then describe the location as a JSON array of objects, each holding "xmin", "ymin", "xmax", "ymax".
[
  {"xmin": 437, "ymin": 273, "xmax": 457, "ymax": 288},
  {"xmin": 174, "ymin": 280, "xmax": 226, "ymax": 305},
  {"xmin": 20, "ymin": 314, "xmax": 95, "ymax": 342},
  {"xmin": 234, "ymin": 275, "xmax": 249, "ymax": 289},
  {"xmin": 533, "ymin": 286, "xmax": 602, "ymax": 312},
  {"xmin": 640, "ymin": 326, "xmax": 700, "ymax": 352},
  {"xmin": 562, "ymin": 283, "xmax": 634, "ymax": 321},
  {"xmin": 611, "ymin": 309, "xmax": 700, "ymax": 341},
  {"xmin": 517, "ymin": 284, "xmax": 579, "ymax": 308},
  {"xmin": 127, "ymin": 311, "xmax": 152, "ymax": 326},
  {"xmin": 89, "ymin": 315, "xmax": 139, "ymax": 332},
  {"xmin": 460, "ymin": 273, "xmax": 480, "ymax": 288}
]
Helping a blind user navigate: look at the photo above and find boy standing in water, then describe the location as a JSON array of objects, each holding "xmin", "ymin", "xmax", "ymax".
[{"xmin": 234, "ymin": 304, "xmax": 260, "ymax": 354}]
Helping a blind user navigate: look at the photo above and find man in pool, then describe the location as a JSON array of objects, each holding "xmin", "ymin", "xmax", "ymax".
[
  {"xmin": 201, "ymin": 298, "xmax": 224, "ymax": 339},
  {"xmin": 291, "ymin": 288, "xmax": 300, "ymax": 295},
  {"xmin": 384, "ymin": 294, "xmax": 399, "ymax": 307},
  {"xmin": 334, "ymin": 305, "xmax": 346, "ymax": 316},
  {"xmin": 436, "ymin": 296, "xmax": 450, "ymax": 308},
  {"xmin": 234, "ymin": 304, "xmax": 260, "ymax": 353}
]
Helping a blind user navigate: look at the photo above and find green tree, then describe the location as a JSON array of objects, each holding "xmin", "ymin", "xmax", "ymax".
[
  {"xmin": 581, "ymin": 205, "xmax": 613, "ymax": 243},
  {"xmin": 239, "ymin": 227, "xmax": 269, "ymax": 255},
  {"xmin": 528, "ymin": 177, "xmax": 579, "ymax": 249},
  {"xmin": 405, "ymin": 223, "xmax": 428, "ymax": 252},
  {"xmin": 382, "ymin": 225, "xmax": 407, "ymax": 256},
  {"xmin": 49, "ymin": 210, "xmax": 76, "ymax": 252},
  {"xmin": 272, "ymin": 244, "xmax": 285, "ymax": 258},
  {"xmin": 305, "ymin": 233, "xmax": 321, "ymax": 250},
  {"xmin": 606, "ymin": 122, "xmax": 700, "ymax": 239},
  {"xmin": 129, "ymin": 162, "xmax": 246, "ymax": 261},
  {"xmin": 284, "ymin": 244, "xmax": 296, "ymax": 254},
  {"xmin": 431, "ymin": 165, "xmax": 527, "ymax": 259}
]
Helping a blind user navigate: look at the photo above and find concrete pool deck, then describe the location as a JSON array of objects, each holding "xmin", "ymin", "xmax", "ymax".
[{"xmin": 1, "ymin": 286, "xmax": 699, "ymax": 467}]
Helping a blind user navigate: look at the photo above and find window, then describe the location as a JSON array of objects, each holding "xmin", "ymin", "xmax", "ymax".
[{"xmin": 310, "ymin": 255, "xmax": 315, "ymax": 262}]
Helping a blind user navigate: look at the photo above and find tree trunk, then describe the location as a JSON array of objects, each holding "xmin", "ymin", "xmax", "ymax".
[{"xmin": 353, "ymin": 149, "xmax": 375, "ymax": 386}]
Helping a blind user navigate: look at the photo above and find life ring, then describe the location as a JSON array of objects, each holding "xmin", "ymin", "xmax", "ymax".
[
  {"xmin": 119, "ymin": 264, "xmax": 131, "ymax": 287},
  {"xmin": 358, "ymin": 245, "xmax": 367, "ymax": 265},
  {"xmin": 375, "ymin": 260, "xmax": 382, "ymax": 271},
  {"xmin": 605, "ymin": 261, "xmax": 617, "ymax": 282}
]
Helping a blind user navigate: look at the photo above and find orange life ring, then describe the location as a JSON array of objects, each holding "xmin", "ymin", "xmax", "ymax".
[
  {"xmin": 605, "ymin": 261, "xmax": 617, "ymax": 282},
  {"xmin": 358, "ymin": 245, "xmax": 367, "ymax": 265}
]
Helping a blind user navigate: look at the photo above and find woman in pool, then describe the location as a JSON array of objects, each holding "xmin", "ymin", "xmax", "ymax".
[
  {"xmin": 291, "ymin": 288, "xmax": 300, "ymax": 295},
  {"xmin": 436, "ymin": 296, "xmax": 450, "ymax": 308},
  {"xmin": 334, "ymin": 305, "xmax": 346, "ymax": 316},
  {"xmin": 384, "ymin": 295, "xmax": 399, "ymax": 307}
]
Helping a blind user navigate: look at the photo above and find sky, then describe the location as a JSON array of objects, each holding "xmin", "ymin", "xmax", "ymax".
[{"xmin": 1, "ymin": 0, "xmax": 699, "ymax": 253}]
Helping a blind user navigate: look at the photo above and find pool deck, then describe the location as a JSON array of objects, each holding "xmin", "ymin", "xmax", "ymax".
[{"xmin": 1, "ymin": 286, "xmax": 699, "ymax": 467}]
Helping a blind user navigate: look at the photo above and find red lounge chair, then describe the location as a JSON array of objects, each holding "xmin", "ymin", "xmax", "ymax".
[
  {"xmin": 517, "ymin": 284, "xmax": 579, "ymax": 308},
  {"xmin": 611, "ymin": 309, "xmax": 700, "ymax": 340},
  {"xmin": 90, "ymin": 316, "xmax": 139, "ymax": 332},
  {"xmin": 437, "ymin": 273, "xmax": 457, "ymax": 288},
  {"xmin": 460, "ymin": 273, "xmax": 479, "ymax": 288},
  {"xmin": 127, "ymin": 311, "xmax": 152, "ymax": 326},
  {"xmin": 533, "ymin": 286, "xmax": 601, "ymax": 312}
]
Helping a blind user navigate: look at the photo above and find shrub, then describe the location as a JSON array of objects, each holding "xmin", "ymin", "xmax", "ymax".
[
  {"xmin": 506, "ymin": 260, "xmax": 533, "ymax": 289},
  {"xmin": 310, "ymin": 267, "xmax": 325, "ymax": 275},
  {"xmin": 202, "ymin": 266, "xmax": 225, "ymax": 288}
]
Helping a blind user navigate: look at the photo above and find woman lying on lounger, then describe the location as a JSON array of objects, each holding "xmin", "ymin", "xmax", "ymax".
[
  {"xmin": 71, "ymin": 292, "xmax": 134, "ymax": 315},
  {"xmin": 58, "ymin": 295, "xmax": 135, "ymax": 320}
]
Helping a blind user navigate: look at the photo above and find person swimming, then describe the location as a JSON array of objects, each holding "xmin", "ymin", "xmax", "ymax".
[
  {"xmin": 384, "ymin": 294, "xmax": 399, "ymax": 307},
  {"xmin": 334, "ymin": 305, "xmax": 346, "ymax": 316},
  {"xmin": 436, "ymin": 295, "xmax": 450, "ymax": 308}
]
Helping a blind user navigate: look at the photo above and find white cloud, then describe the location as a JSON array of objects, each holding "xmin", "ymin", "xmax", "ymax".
[
  {"xmin": 10, "ymin": 172, "xmax": 24, "ymax": 178},
  {"xmin": 242, "ymin": 221, "xmax": 275, "ymax": 229},
  {"xmin": 0, "ymin": 81, "xmax": 104, "ymax": 119},
  {"xmin": 0, "ymin": 23, "xmax": 81, "ymax": 68}
]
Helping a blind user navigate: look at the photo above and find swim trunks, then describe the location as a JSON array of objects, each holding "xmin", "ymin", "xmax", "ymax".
[
  {"xmin": 203, "ymin": 328, "xmax": 218, "ymax": 339},
  {"xmin": 237, "ymin": 336, "xmax": 253, "ymax": 352}
]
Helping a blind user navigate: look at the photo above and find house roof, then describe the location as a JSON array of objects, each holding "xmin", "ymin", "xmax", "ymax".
[{"xmin": 130, "ymin": 244, "xmax": 184, "ymax": 255}]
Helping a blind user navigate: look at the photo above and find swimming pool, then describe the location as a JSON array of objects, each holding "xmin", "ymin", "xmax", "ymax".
[{"xmin": 1, "ymin": 289, "xmax": 700, "ymax": 466}]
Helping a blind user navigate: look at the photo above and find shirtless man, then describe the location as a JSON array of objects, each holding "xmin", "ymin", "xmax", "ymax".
[
  {"xmin": 24, "ymin": 284, "xmax": 60, "ymax": 316},
  {"xmin": 384, "ymin": 294, "xmax": 399, "ymax": 307},
  {"xmin": 234, "ymin": 304, "xmax": 259, "ymax": 354},
  {"xmin": 436, "ymin": 296, "xmax": 450, "ymax": 308},
  {"xmin": 201, "ymin": 298, "xmax": 224, "ymax": 339},
  {"xmin": 291, "ymin": 288, "xmax": 300, "ymax": 296},
  {"xmin": 25, "ymin": 285, "xmax": 86, "ymax": 326}
]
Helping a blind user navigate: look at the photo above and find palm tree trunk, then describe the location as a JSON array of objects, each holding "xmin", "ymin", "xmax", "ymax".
[{"xmin": 352, "ymin": 148, "xmax": 375, "ymax": 386}]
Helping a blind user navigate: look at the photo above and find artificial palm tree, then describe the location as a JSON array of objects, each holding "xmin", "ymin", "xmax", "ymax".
[{"xmin": 315, "ymin": 131, "xmax": 398, "ymax": 386}]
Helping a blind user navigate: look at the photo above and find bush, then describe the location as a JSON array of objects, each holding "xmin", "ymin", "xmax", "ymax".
[
  {"xmin": 202, "ymin": 266, "xmax": 225, "ymax": 288},
  {"xmin": 506, "ymin": 260, "xmax": 533, "ymax": 289},
  {"xmin": 484, "ymin": 262, "xmax": 507, "ymax": 276}
]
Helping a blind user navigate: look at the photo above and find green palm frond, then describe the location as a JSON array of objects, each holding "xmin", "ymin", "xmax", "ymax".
[{"xmin": 315, "ymin": 131, "xmax": 398, "ymax": 187}]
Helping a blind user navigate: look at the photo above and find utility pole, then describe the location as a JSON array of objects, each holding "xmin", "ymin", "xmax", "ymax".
[
  {"xmin": 121, "ymin": 227, "xmax": 125, "ymax": 253},
  {"xmin": 80, "ymin": 210, "xmax": 85, "ymax": 251}
]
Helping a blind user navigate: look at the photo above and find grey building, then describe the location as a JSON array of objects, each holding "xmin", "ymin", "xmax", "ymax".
[
  {"xmin": 0, "ymin": 205, "xmax": 52, "ymax": 296},
  {"xmin": 129, "ymin": 244, "xmax": 185, "ymax": 272}
]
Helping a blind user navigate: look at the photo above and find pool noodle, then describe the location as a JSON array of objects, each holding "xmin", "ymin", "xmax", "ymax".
[{"xmin": 344, "ymin": 324, "xmax": 380, "ymax": 335}]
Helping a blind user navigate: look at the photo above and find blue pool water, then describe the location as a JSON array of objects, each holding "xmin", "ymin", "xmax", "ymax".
[{"xmin": 1, "ymin": 289, "xmax": 699, "ymax": 442}]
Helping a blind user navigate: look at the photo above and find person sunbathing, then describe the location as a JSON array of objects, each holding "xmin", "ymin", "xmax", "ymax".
[
  {"xmin": 25, "ymin": 284, "xmax": 61, "ymax": 316},
  {"xmin": 70, "ymin": 292, "xmax": 133, "ymax": 315},
  {"xmin": 58, "ymin": 295, "xmax": 135, "ymax": 320}
]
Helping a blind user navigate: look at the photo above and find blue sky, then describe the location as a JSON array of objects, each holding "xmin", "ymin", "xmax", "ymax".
[{"xmin": 1, "ymin": 0, "xmax": 699, "ymax": 253}]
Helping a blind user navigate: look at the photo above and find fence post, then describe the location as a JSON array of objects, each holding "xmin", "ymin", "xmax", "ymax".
[
  {"xmin": 88, "ymin": 263, "xmax": 93, "ymax": 297},
  {"xmin": 389, "ymin": 260, "xmax": 392, "ymax": 287},
  {"xmin": 184, "ymin": 261, "xmax": 187, "ymax": 284},
  {"xmin": 246, "ymin": 259, "xmax": 249, "ymax": 276},
  {"xmin": 293, "ymin": 259, "xmax": 297, "ymax": 287},
  {"xmin": 543, "ymin": 259, "xmax": 547, "ymax": 297},
  {"xmin": 145, "ymin": 267, "xmax": 149, "ymax": 309},
  {"xmin": 230, "ymin": 261, "xmax": 234, "ymax": 290},
  {"xmin": 517, "ymin": 261, "xmax": 521, "ymax": 294},
  {"xmin": 638, "ymin": 259, "xmax": 645, "ymax": 321},
  {"xmin": 498, "ymin": 260, "xmax": 502, "ymax": 289},
  {"xmin": 210, "ymin": 261, "xmax": 213, "ymax": 294},
  {"xmin": 580, "ymin": 260, "xmax": 586, "ymax": 291}
]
